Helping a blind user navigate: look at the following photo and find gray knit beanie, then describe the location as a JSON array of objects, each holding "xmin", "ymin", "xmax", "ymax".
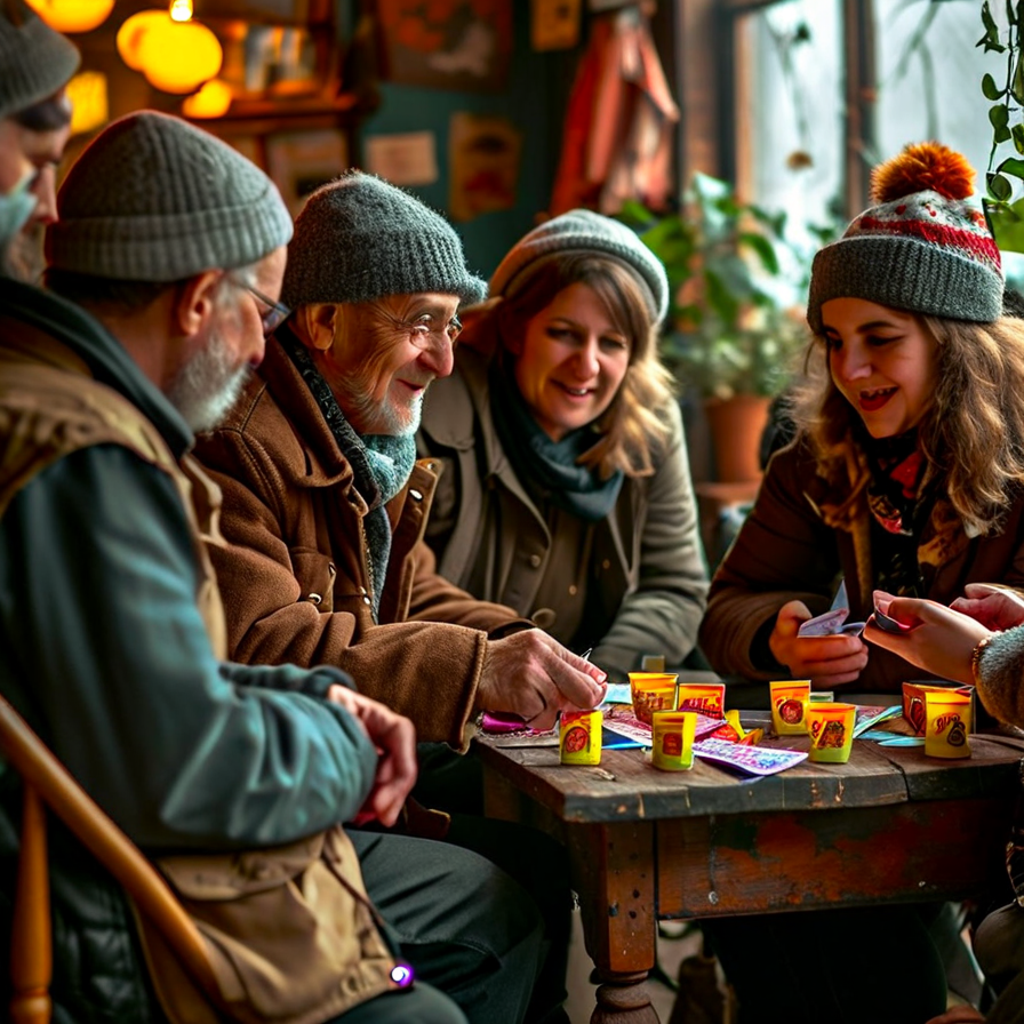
[
  {"xmin": 489, "ymin": 209, "xmax": 669, "ymax": 325},
  {"xmin": 281, "ymin": 171, "xmax": 486, "ymax": 308},
  {"xmin": 46, "ymin": 111, "xmax": 293, "ymax": 282},
  {"xmin": 807, "ymin": 142, "xmax": 1003, "ymax": 333},
  {"xmin": 0, "ymin": 3, "xmax": 79, "ymax": 121}
]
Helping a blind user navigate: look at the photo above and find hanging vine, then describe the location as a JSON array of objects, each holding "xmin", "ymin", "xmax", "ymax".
[{"xmin": 978, "ymin": 0, "xmax": 1024, "ymax": 249}]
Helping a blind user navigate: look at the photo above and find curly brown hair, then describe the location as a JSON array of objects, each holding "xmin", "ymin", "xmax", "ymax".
[
  {"xmin": 482, "ymin": 252, "xmax": 676, "ymax": 479},
  {"xmin": 792, "ymin": 313, "xmax": 1024, "ymax": 535}
]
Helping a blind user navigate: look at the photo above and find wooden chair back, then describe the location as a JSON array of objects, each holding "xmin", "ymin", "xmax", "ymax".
[{"xmin": 0, "ymin": 692, "xmax": 221, "ymax": 1024}]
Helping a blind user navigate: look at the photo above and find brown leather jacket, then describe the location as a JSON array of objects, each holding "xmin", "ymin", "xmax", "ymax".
[{"xmin": 193, "ymin": 334, "xmax": 528, "ymax": 751}]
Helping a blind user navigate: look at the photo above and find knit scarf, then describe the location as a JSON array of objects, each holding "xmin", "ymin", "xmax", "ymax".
[
  {"xmin": 489, "ymin": 357, "xmax": 623, "ymax": 523},
  {"xmin": 862, "ymin": 426, "xmax": 931, "ymax": 596},
  {"xmin": 279, "ymin": 329, "xmax": 416, "ymax": 617}
]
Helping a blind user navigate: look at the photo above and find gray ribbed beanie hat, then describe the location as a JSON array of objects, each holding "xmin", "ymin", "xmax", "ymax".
[
  {"xmin": 489, "ymin": 208, "xmax": 669, "ymax": 325},
  {"xmin": 807, "ymin": 142, "xmax": 1003, "ymax": 333},
  {"xmin": 46, "ymin": 111, "xmax": 293, "ymax": 282},
  {"xmin": 282, "ymin": 171, "xmax": 486, "ymax": 308},
  {"xmin": 0, "ymin": 3, "xmax": 79, "ymax": 121}
]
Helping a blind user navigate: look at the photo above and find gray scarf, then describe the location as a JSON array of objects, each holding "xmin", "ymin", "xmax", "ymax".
[{"xmin": 279, "ymin": 329, "xmax": 416, "ymax": 617}]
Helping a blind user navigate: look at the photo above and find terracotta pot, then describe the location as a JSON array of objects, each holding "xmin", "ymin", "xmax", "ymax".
[{"xmin": 703, "ymin": 394, "xmax": 771, "ymax": 483}]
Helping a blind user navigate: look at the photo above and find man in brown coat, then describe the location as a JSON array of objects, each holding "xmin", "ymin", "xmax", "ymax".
[
  {"xmin": 193, "ymin": 172, "xmax": 607, "ymax": 1024},
  {"xmin": 193, "ymin": 172, "xmax": 607, "ymax": 748}
]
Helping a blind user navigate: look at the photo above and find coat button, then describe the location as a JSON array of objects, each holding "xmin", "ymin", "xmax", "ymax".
[
  {"xmin": 362, "ymin": 595, "xmax": 372, "ymax": 606},
  {"xmin": 602, "ymin": 559, "xmax": 611, "ymax": 570},
  {"xmin": 409, "ymin": 489, "xmax": 423, "ymax": 501},
  {"xmin": 529, "ymin": 553, "xmax": 542, "ymax": 568},
  {"xmin": 568, "ymin": 585, "xmax": 578, "ymax": 596},
  {"xmin": 307, "ymin": 593, "xmax": 323, "ymax": 605}
]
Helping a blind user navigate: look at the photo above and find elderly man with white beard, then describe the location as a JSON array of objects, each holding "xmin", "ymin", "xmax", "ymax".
[{"xmin": 193, "ymin": 172, "xmax": 607, "ymax": 1024}]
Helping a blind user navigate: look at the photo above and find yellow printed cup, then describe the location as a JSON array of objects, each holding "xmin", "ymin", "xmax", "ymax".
[
  {"xmin": 651, "ymin": 710, "xmax": 697, "ymax": 771},
  {"xmin": 769, "ymin": 679, "xmax": 811, "ymax": 736},
  {"xmin": 806, "ymin": 702, "xmax": 856, "ymax": 764},
  {"xmin": 559, "ymin": 710, "xmax": 603, "ymax": 766},
  {"xmin": 924, "ymin": 690, "xmax": 972, "ymax": 759},
  {"xmin": 628, "ymin": 672, "xmax": 679, "ymax": 726},
  {"xmin": 676, "ymin": 682, "xmax": 725, "ymax": 718}
]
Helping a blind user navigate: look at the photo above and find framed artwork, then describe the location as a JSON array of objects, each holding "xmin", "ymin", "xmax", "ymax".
[
  {"xmin": 374, "ymin": 0, "xmax": 513, "ymax": 92},
  {"xmin": 265, "ymin": 129, "xmax": 348, "ymax": 216},
  {"xmin": 448, "ymin": 112, "xmax": 521, "ymax": 221},
  {"xmin": 215, "ymin": 20, "xmax": 321, "ymax": 99}
]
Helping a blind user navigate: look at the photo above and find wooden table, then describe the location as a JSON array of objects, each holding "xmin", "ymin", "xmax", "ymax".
[{"xmin": 475, "ymin": 719, "xmax": 1024, "ymax": 1024}]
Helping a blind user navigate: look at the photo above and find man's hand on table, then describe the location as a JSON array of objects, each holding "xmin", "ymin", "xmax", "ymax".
[
  {"xmin": 769, "ymin": 599, "xmax": 868, "ymax": 688},
  {"xmin": 326, "ymin": 685, "xmax": 418, "ymax": 828},
  {"xmin": 477, "ymin": 628, "xmax": 608, "ymax": 730}
]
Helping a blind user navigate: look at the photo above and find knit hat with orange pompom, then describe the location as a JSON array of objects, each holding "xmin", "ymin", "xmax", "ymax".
[{"xmin": 807, "ymin": 142, "xmax": 1003, "ymax": 332}]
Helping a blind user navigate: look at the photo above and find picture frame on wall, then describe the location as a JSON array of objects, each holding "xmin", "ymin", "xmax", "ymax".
[
  {"xmin": 374, "ymin": 0, "xmax": 512, "ymax": 92},
  {"xmin": 265, "ymin": 129, "xmax": 348, "ymax": 217}
]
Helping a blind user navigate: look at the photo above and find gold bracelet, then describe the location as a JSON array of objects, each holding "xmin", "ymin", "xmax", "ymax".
[{"xmin": 970, "ymin": 631, "xmax": 1001, "ymax": 688}]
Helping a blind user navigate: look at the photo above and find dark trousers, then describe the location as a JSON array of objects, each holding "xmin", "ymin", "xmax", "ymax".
[
  {"xmin": 412, "ymin": 743, "xmax": 573, "ymax": 1024},
  {"xmin": 703, "ymin": 904, "xmax": 948, "ymax": 1024},
  {"xmin": 351, "ymin": 829, "xmax": 546, "ymax": 1024},
  {"xmin": 327, "ymin": 982, "xmax": 468, "ymax": 1024}
]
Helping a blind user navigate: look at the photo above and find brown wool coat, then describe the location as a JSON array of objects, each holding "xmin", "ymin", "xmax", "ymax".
[
  {"xmin": 193, "ymin": 335, "xmax": 529, "ymax": 750},
  {"xmin": 700, "ymin": 438, "xmax": 1024, "ymax": 692}
]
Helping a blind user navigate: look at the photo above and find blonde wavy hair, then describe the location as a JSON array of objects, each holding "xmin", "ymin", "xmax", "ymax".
[
  {"xmin": 479, "ymin": 253, "xmax": 676, "ymax": 479},
  {"xmin": 791, "ymin": 312, "xmax": 1024, "ymax": 535}
]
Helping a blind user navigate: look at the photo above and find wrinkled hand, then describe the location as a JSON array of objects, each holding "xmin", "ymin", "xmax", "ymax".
[
  {"xmin": 326, "ymin": 685, "xmax": 417, "ymax": 828},
  {"xmin": 477, "ymin": 629, "xmax": 607, "ymax": 730},
  {"xmin": 768, "ymin": 600, "xmax": 868, "ymax": 688},
  {"xmin": 864, "ymin": 591, "xmax": 989, "ymax": 686},
  {"xmin": 950, "ymin": 581, "xmax": 1024, "ymax": 631}
]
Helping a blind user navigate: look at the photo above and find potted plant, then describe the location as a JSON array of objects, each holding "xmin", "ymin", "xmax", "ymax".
[{"xmin": 619, "ymin": 173, "xmax": 812, "ymax": 483}]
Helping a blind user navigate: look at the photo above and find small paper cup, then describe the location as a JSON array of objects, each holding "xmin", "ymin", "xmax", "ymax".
[
  {"xmin": 924, "ymin": 690, "xmax": 972, "ymax": 759},
  {"xmin": 651, "ymin": 710, "xmax": 697, "ymax": 771},
  {"xmin": 769, "ymin": 679, "xmax": 811, "ymax": 735},
  {"xmin": 806, "ymin": 702, "xmax": 856, "ymax": 764},
  {"xmin": 559, "ymin": 709, "xmax": 603, "ymax": 765},
  {"xmin": 676, "ymin": 682, "xmax": 725, "ymax": 718},
  {"xmin": 628, "ymin": 672, "xmax": 679, "ymax": 726}
]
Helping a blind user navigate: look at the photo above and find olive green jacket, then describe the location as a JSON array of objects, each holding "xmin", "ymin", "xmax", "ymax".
[{"xmin": 418, "ymin": 344, "xmax": 709, "ymax": 676}]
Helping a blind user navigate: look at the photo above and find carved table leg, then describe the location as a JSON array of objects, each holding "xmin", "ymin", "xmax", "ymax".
[
  {"xmin": 567, "ymin": 821, "xmax": 660, "ymax": 1024},
  {"xmin": 591, "ymin": 970, "xmax": 659, "ymax": 1024}
]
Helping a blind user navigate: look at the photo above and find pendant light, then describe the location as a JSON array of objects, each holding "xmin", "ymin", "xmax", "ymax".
[
  {"xmin": 24, "ymin": 0, "xmax": 113, "ymax": 33},
  {"xmin": 117, "ymin": 0, "xmax": 223, "ymax": 96}
]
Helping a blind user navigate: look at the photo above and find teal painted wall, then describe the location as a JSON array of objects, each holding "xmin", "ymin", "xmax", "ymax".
[{"xmin": 357, "ymin": 6, "xmax": 578, "ymax": 280}]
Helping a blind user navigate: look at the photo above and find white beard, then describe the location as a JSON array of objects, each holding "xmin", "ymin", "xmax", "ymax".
[{"xmin": 166, "ymin": 328, "xmax": 249, "ymax": 433}]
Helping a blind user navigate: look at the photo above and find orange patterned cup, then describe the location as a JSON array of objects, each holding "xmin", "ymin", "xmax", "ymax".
[
  {"xmin": 559, "ymin": 710, "xmax": 603, "ymax": 766},
  {"xmin": 651, "ymin": 710, "xmax": 697, "ymax": 771},
  {"xmin": 924, "ymin": 690, "xmax": 971, "ymax": 759},
  {"xmin": 806, "ymin": 702, "xmax": 856, "ymax": 764},
  {"xmin": 628, "ymin": 672, "xmax": 679, "ymax": 726},
  {"xmin": 769, "ymin": 680, "xmax": 811, "ymax": 736}
]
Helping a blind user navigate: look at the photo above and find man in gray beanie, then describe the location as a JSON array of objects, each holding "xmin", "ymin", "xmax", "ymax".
[
  {"xmin": 194, "ymin": 170, "xmax": 607, "ymax": 1024},
  {"xmin": 1, "ymin": 113, "xmax": 533, "ymax": 1024},
  {"xmin": 0, "ymin": 0, "xmax": 79, "ymax": 278}
]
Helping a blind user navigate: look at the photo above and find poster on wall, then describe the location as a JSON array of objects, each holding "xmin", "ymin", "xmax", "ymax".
[
  {"xmin": 530, "ymin": 0, "xmax": 581, "ymax": 51},
  {"xmin": 266, "ymin": 130, "xmax": 348, "ymax": 217},
  {"xmin": 365, "ymin": 132, "xmax": 439, "ymax": 187},
  {"xmin": 448, "ymin": 112, "xmax": 521, "ymax": 221},
  {"xmin": 374, "ymin": 0, "xmax": 512, "ymax": 92}
]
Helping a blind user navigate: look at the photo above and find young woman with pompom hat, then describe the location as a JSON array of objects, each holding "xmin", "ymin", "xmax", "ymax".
[
  {"xmin": 700, "ymin": 141, "xmax": 1024, "ymax": 696},
  {"xmin": 697, "ymin": 143, "xmax": 1024, "ymax": 1024}
]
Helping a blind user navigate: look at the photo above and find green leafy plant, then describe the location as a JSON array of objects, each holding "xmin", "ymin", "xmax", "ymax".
[
  {"xmin": 618, "ymin": 173, "xmax": 810, "ymax": 400},
  {"xmin": 977, "ymin": 0, "xmax": 1024, "ymax": 251}
]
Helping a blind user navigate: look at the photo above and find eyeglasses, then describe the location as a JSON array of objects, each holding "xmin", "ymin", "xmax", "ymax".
[
  {"xmin": 402, "ymin": 313, "xmax": 463, "ymax": 350},
  {"xmin": 228, "ymin": 277, "xmax": 292, "ymax": 337}
]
